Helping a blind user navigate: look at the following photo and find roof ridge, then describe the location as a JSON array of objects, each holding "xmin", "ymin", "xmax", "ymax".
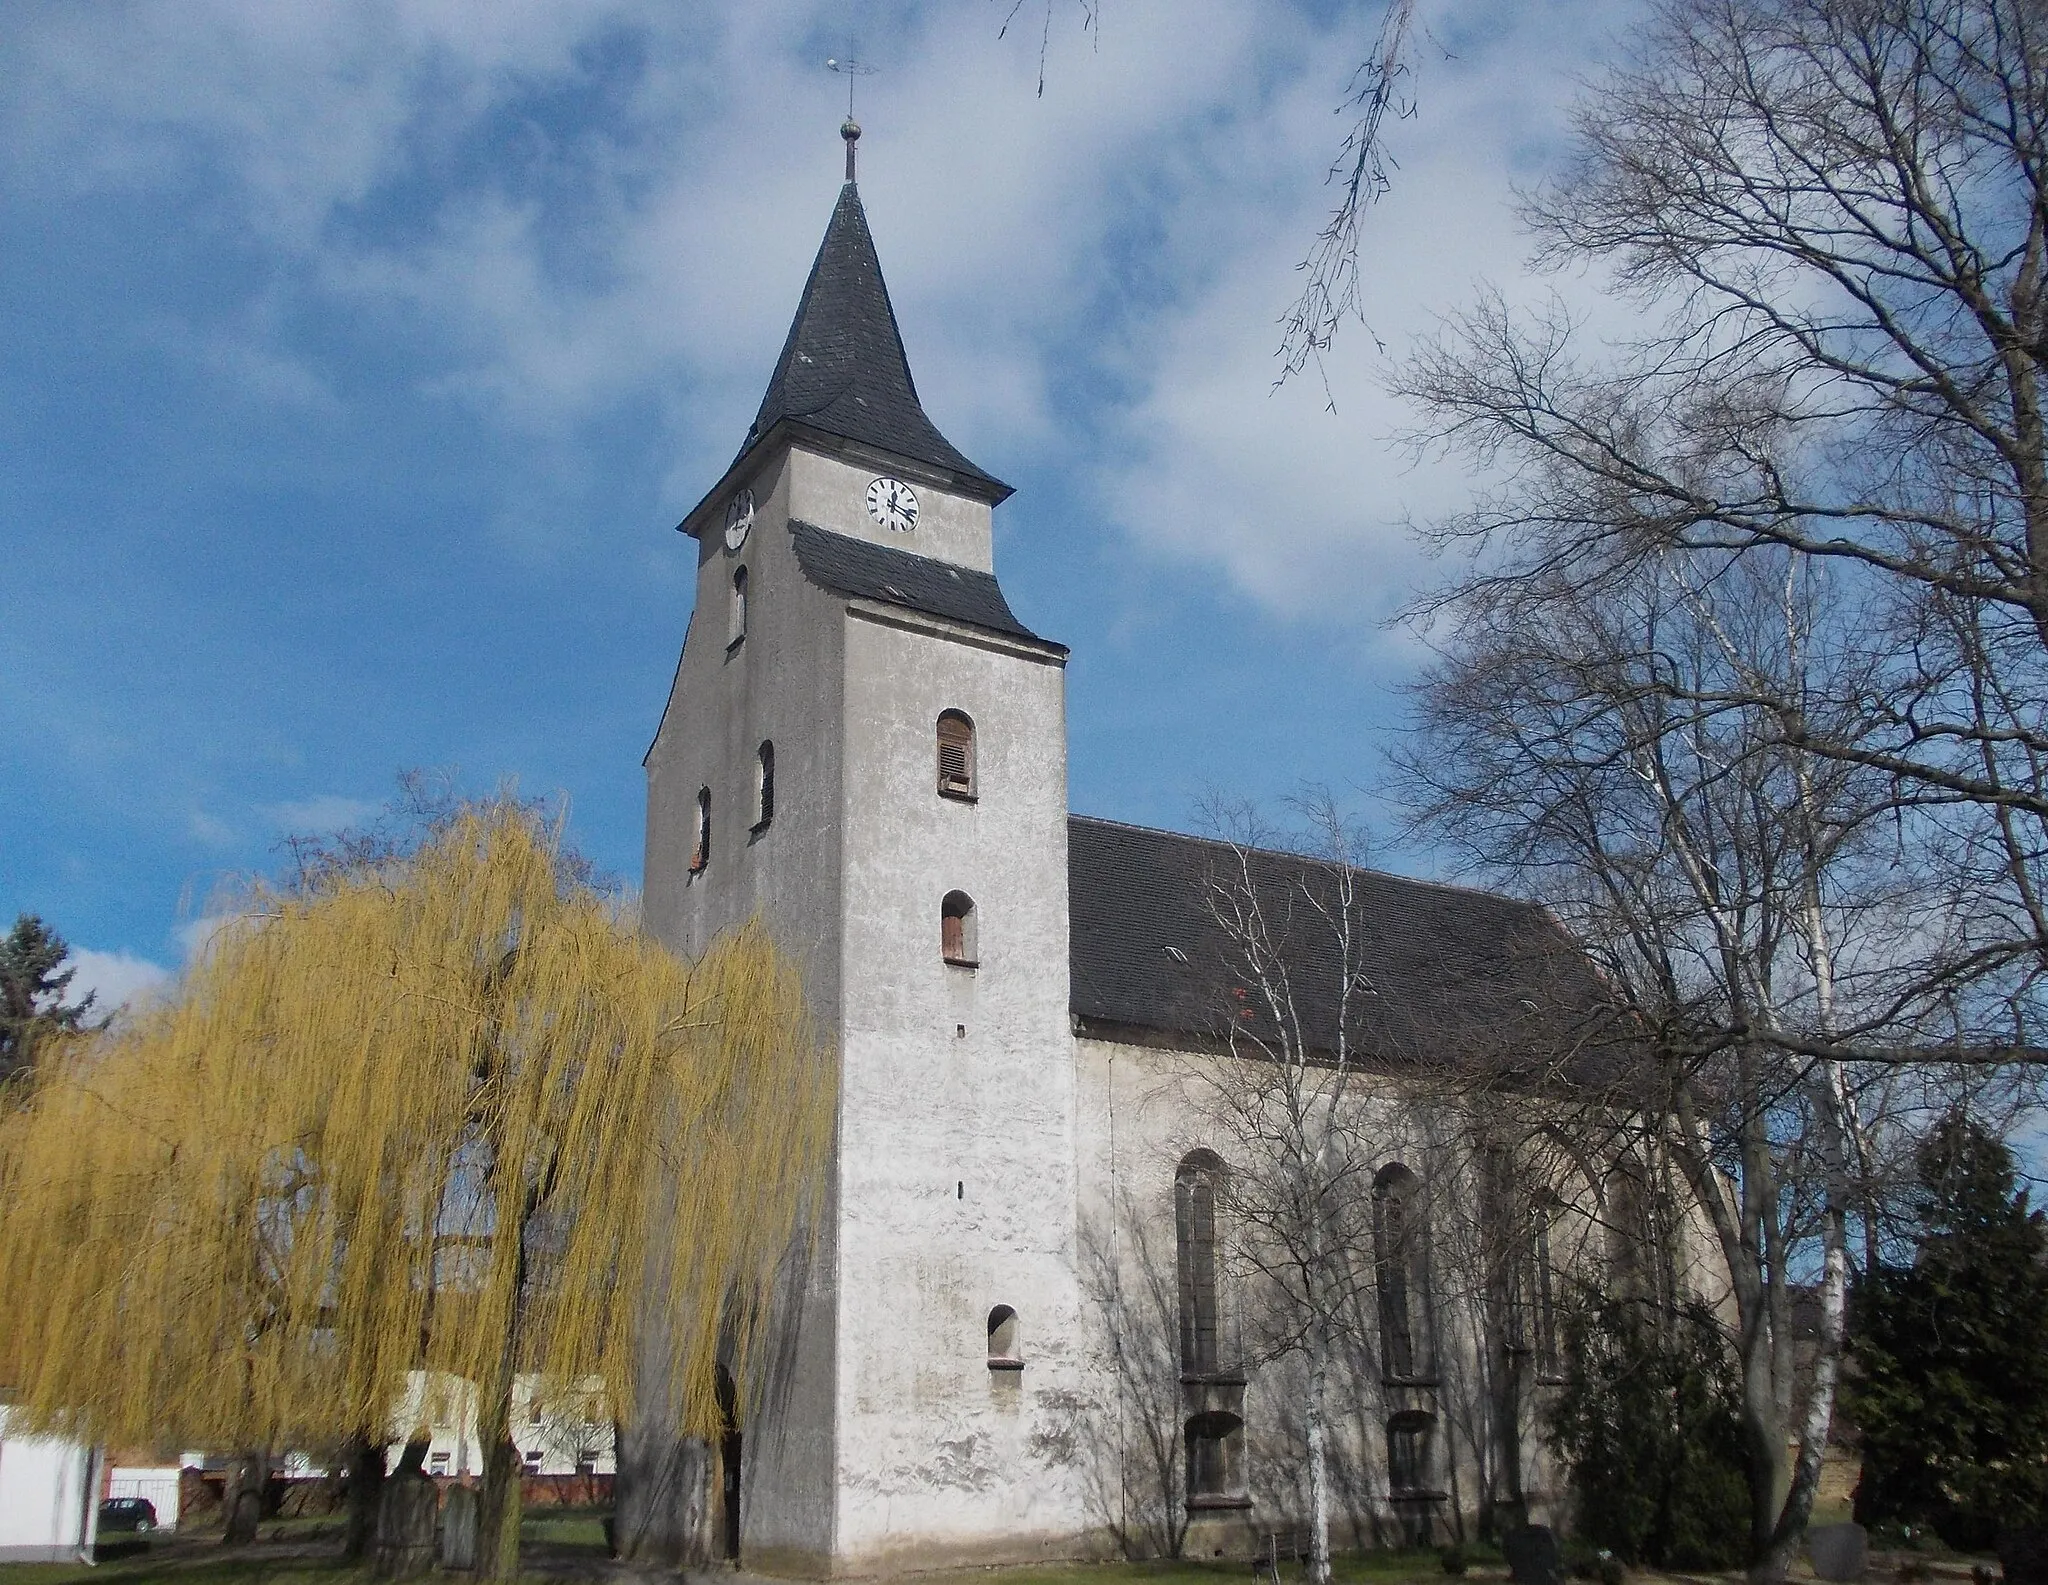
[{"xmin": 1064, "ymin": 811, "xmax": 1541, "ymax": 912}]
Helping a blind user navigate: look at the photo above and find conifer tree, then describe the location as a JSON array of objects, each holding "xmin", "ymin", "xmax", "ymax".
[
  {"xmin": 1847, "ymin": 1115, "xmax": 2048, "ymax": 1549},
  {"xmin": 0, "ymin": 913, "xmax": 98, "ymax": 1085}
]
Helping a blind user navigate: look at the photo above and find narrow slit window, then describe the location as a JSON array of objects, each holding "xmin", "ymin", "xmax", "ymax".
[
  {"xmin": 691, "ymin": 787, "xmax": 711, "ymax": 873},
  {"xmin": 936, "ymin": 710, "xmax": 976, "ymax": 798},
  {"xmin": 754, "ymin": 741, "xmax": 775, "ymax": 830},
  {"xmin": 941, "ymin": 891, "xmax": 977, "ymax": 965},
  {"xmin": 729, "ymin": 566, "xmax": 749, "ymax": 645}
]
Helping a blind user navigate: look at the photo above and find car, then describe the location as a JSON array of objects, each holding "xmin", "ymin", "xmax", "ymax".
[{"xmin": 97, "ymin": 1497, "xmax": 157, "ymax": 1534}]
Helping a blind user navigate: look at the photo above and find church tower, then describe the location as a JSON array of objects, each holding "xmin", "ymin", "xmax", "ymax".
[{"xmin": 644, "ymin": 134, "xmax": 1090, "ymax": 1573}]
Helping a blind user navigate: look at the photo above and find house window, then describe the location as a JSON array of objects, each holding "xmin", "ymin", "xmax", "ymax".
[
  {"xmin": 1184, "ymin": 1411, "xmax": 1243, "ymax": 1503},
  {"xmin": 429, "ymin": 1451, "xmax": 450, "ymax": 1475},
  {"xmin": 754, "ymin": 741, "xmax": 775, "ymax": 830},
  {"xmin": 1374, "ymin": 1163, "xmax": 1432, "ymax": 1381},
  {"xmin": 987, "ymin": 1305, "xmax": 1022, "ymax": 1368},
  {"xmin": 522, "ymin": 1450, "xmax": 543, "ymax": 1476},
  {"xmin": 1176, "ymin": 1151, "xmax": 1228, "ymax": 1376},
  {"xmin": 691, "ymin": 787, "xmax": 711, "ymax": 873},
  {"xmin": 729, "ymin": 566, "xmax": 749, "ymax": 646},
  {"xmin": 941, "ymin": 891, "xmax": 977, "ymax": 965},
  {"xmin": 937, "ymin": 710, "xmax": 976, "ymax": 799},
  {"xmin": 1387, "ymin": 1411, "xmax": 1437, "ymax": 1498}
]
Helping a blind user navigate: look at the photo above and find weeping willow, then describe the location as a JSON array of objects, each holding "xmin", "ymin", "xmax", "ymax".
[{"xmin": 0, "ymin": 798, "xmax": 833, "ymax": 1482}]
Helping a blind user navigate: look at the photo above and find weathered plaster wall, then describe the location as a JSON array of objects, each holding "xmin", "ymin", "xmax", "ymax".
[
  {"xmin": 831, "ymin": 597, "xmax": 1090, "ymax": 1572},
  {"xmin": 645, "ymin": 440, "xmax": 847, "ymax": 1568},
  {"xmin": 784, "ymin": 448, "xmax": 994, "ymax": 572},
  {"xmin": 1070, "ymin": 1035, "xmax": 1604, "ymax": 1553}
]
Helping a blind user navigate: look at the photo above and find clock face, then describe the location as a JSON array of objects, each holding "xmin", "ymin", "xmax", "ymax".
[
  {"xmin": 722, "ymin": 487, "xmax": 755, "ymax": 551},
  {"xmin": 866, "ymin": 476, "xmax": 919, "ymax": 533}
]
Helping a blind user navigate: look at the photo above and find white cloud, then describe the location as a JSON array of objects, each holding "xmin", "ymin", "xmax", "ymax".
[
  {"xmin": 66, "ymin": 948, "xmax": 173, "ymax": 1017},
  {"xmin": 2, "ymin": 0, "xmax": 1651, "ymax": 613},
  {"xmin": 262, "ymin": 794, "xmax": 383, "ymax": 834}
]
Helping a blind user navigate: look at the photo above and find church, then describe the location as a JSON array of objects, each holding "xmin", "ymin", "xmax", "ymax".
[{"xmin": 639, "ymin": 128, "xmax": 1640, "ymax": 1577}]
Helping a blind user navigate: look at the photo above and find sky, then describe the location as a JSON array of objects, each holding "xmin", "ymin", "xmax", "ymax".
[{"xmin": 1, "ymin": 0, "xmax": 1639, "ymax": 1010}]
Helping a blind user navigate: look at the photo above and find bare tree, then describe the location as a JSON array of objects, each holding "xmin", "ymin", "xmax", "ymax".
[
  {"xmin": 1397, "ymin": 0, "xmax": 2048, "ymax": 1053},
  {"xmin": 1176, "ymin": 793, "xmax": 1394, "ymax": 1581},
  {"xmin": 1397, "ymin": 541, "xmax": 1965, "ymax": 1579}
]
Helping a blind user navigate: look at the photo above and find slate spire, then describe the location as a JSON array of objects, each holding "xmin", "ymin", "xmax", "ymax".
[{"xmin": 736, "ymin": 178, "xmax": 1009, "ymax": 500}]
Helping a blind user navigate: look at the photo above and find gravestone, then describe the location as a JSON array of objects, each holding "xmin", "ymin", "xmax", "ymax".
[
  {"xmin": 439, "ymin": 1483, "xmax": 478, "ymax": 1571},
  {"xmin": 1808, "ymin": 1522, "xmax": 1868, "ymax": 1581},
  {"xmin": 1504, "ymin": 1524, "xmax": 1561, "ymax": 1585},
  {"xmin": 372, "ymin": 1470, "xmax": 439, "ymax": 1579}
]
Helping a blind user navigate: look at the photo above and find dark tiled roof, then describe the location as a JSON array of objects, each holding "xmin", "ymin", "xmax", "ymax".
[
  {"xmin": 789, "ymin": 521, "xmax": 1057, "ymax": 648},
  {"xmin": 738, "ymin": 183, "xmax": 1009, "ymax": 500},
  {"xmin": 1067, "ymin": 815, "xmax": 1611, "ymax": 1068}
]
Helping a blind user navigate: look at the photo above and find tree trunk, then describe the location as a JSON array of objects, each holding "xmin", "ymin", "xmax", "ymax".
[
  {"xmin": 341, "ymin": 1433, "xmax": 387, "ymax": 1563},
  {"xmin": 1305, "ymin": 1312, "xmax": 1332, "ymax": 1585},
  {"xmin": 612, "ymin": 1420, "xmax": 714, "ymax": 1566},
  {"xmin": 220, "ymin": 1451, "xmax": 264, "ymax": 1546},
  {"xmin": 473, "ymin": 1365, "xmax": 523, "ymax": 1582}
]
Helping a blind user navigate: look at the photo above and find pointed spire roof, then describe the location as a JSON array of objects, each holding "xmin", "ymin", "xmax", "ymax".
[{"xmin": 734, "ymin": 182, "xmax": 1010, "ymax": 501}]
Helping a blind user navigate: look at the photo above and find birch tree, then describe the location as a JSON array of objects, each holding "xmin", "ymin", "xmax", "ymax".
[
  {"xmin": 1179, "ymin": 794, "xmax": 1389, "ymax": 1583},
  {"xmin": 1400, "ymin": 546, "xmax": 1943, "ymax": 1581}
]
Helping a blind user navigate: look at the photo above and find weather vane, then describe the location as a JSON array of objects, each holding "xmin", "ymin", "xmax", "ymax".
[{"xmin": 826, "ymin": 9, "xmax": 877, "ymax": 182}]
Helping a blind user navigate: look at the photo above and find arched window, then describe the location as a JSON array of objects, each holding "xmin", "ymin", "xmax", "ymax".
[
  {"xmin": 936, "ymin": 710, "xmax": 976, "ymax": 799},
  {"xmin": 1608, "ymin": 1159, "xmax": 1673, "ymax": 1311},
  {"xmin": 1184, "ymin": 1410, "xmax": 1243, "ymax": 1503},
  {"xmin": 941, "ymin": 891, "xmax": 977, "ymax": 965},
  {"xmin": 1386, "ymin": 1410, "xmax": 1437, "ymax": 1498},
  {"xmin": 729, "ymin": 566, "xmax": 749, "ymax": 645},
  {"xmin": 1373, "ymin": 1164, "xmax": 1431, "ymax": 1381},
  {"xmin": 1176, "ymin": 1151, "xmax": 1228, "ymax": 1376},
  {"xmin": 690, "ymin": 787, "xmax": 711, "ymax": 873},
  {"xmin": 986, "ymin": 1305, "xmax": 1022, "ymax": 1369},
  {"xmin": 754, "ymin": 741, "xmax": 775, "ymax": 830},
  {"xmin": 1527, "ymin": 1191, "xmax": 1561, "ymax": 1376}
]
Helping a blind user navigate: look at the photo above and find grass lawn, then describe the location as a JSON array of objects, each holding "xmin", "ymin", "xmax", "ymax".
[{"xmin": 0, "ymin": 1536, "xmax": 1516, "ymax": 1585}]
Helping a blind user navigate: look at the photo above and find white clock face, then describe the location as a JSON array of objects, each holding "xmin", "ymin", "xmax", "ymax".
[
  {"xmin": 722, "ymin": 487, "xmax": 755, "ymax": 551},
  {"xmin": 866, "ymin": 476, "xmax": 919, "ymax": 533}
]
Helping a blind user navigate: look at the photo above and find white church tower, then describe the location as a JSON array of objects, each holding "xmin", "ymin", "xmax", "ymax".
[{"xmin": 643, "ymin": 127, "xmax": 1092, "ymax": 1574}]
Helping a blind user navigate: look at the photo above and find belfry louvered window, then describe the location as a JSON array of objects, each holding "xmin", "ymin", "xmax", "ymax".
[{"xmin": 936, "ymin": 710, "xmax": 976, "ymax": 799}]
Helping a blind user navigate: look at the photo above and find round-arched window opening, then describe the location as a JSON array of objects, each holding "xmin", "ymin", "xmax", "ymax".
[
  {"xmin": 941, "ymin": 891, "xmax": 978, "ymax": 967},
  {"xmin": 987, "ymin": 1305, "xmax": 1022, "ymax": 1369}
]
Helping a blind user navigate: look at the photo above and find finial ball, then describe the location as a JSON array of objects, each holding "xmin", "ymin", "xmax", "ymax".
[{"xmin": 842, "ymin": 118, "xmax": 861, "ymax": 143}]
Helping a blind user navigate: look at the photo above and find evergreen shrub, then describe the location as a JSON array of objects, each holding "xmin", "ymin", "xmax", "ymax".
[{"xmin": 1545, "ymin": 1297, "xmax": 1749, "ymax": 1569}]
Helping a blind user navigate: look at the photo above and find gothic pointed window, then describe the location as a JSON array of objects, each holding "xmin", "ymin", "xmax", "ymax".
[
  {"xmin": 754, "ymin": 741, "xmax": 775, "ymax": 831},
  {"xmin": 691, "ymin": 788, "xmax": 711, "ymax": 873},
  {"xmin": 941, "ymin": 891, "xmax": 977, "ymax": 966},
  {"xmin": 730, "ymin": 566, "xmax": 749, "ymax": 646},
  {"xmin": 1373, "ymin": 1163, "xmax": 1432, "ymax": 1381},
  {"xmin": 937, "ymin": 711, "xmax": 976, "ymax": 799},
  {"xmin": 1176, "ymin": 1151, "xmax": 1229, "ymax": 1376}
]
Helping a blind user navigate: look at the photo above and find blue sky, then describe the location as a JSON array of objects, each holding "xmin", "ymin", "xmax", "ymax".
[{"xmin": 1, "ymin": 0, "xmax": 1633, "ymax": 1006}]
